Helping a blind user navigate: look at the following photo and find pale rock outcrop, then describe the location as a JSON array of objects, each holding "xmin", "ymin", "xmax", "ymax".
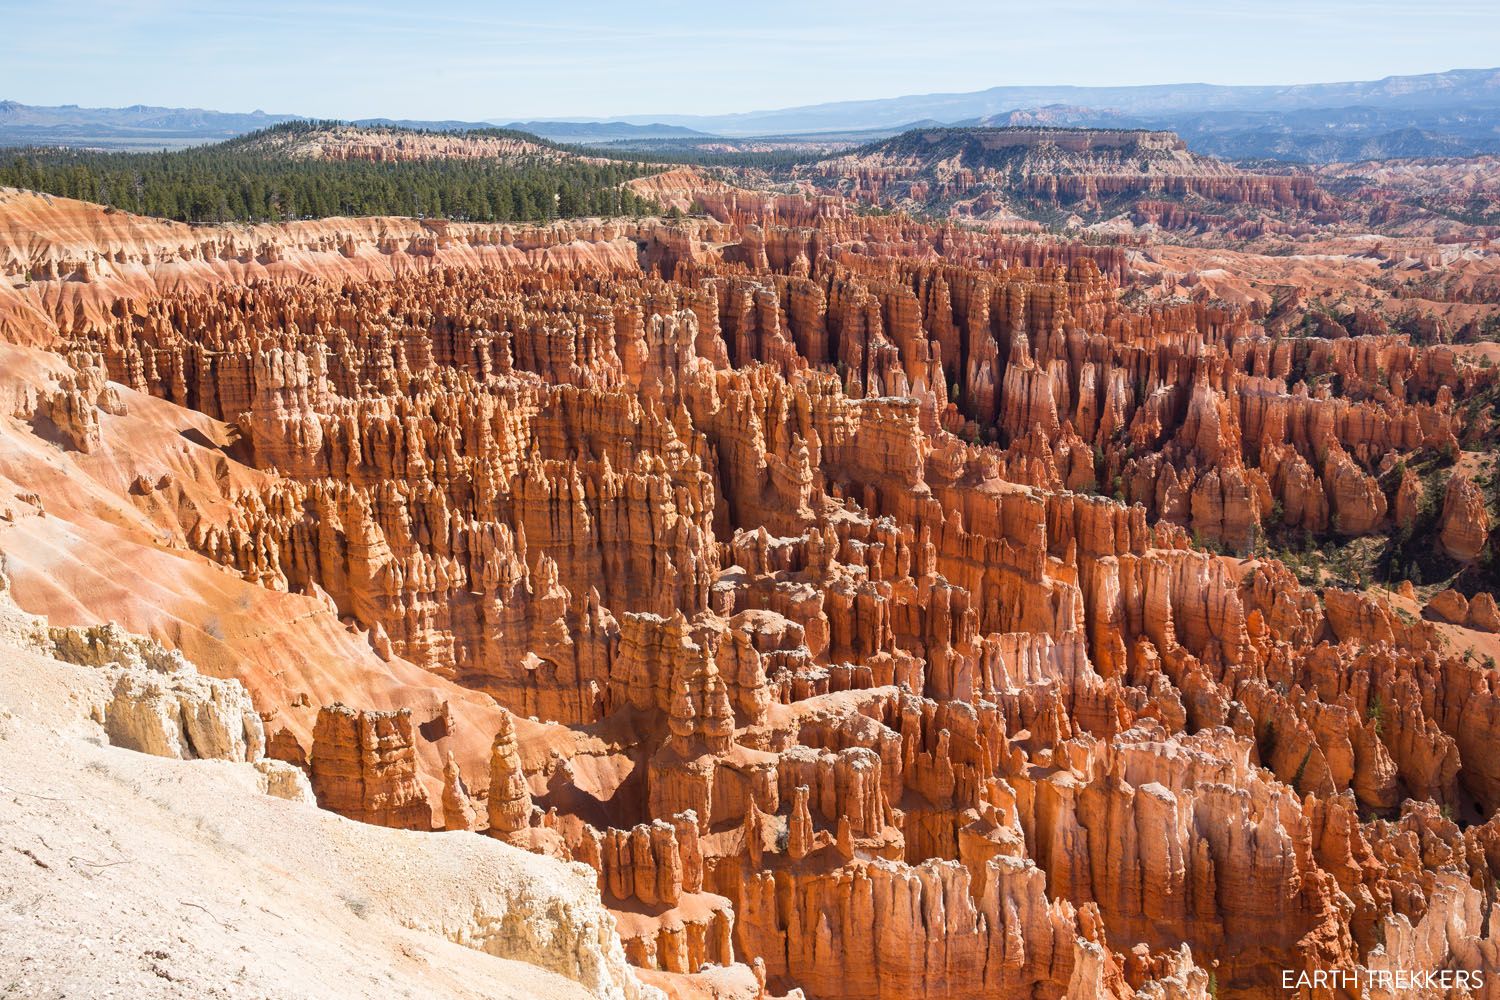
[
  {"xmin": 255, "ymin": 758, "xmax": 318, "ymax": 803},
  {"xmin": 47, "ymin": 620, "xmax": 264, "ymax": 762}
]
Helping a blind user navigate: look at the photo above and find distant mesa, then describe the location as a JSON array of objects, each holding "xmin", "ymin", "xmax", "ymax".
[{"xmin": 802, "ymin": 125, "xmax": 1328, "ymax": 225}]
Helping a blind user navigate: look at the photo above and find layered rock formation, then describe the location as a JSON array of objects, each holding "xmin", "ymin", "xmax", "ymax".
[
  {"xmin": 309, "ymin": 703, "xmax": 432, "ymax": 829},
  {"xmin": 2, "ymin": 182, "xmax": 1498, "ymax": 999},
  {"xmin": 803, "ymin": 128, "xmax": 1328, "ymax": 224}
]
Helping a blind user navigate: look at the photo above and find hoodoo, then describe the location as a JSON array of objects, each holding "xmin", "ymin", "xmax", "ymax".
[
  {"xmin": 3, "ymin": 172, "xmax": 1498, "ymax": 996},
  {"xmin": 2, "ymin": 27, "xmax": 1500, "ymax": 1000}
]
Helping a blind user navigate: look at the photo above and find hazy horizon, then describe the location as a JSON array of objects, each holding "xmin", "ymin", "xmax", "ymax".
[{"xmin": 3, "ymin": 1, "xmax": 1498, "ymax": 122}]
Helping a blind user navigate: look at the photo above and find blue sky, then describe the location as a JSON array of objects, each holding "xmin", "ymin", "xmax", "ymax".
[{"xmin": 2, "ymin": 0, "xmax": 1496, "ymax": 120}]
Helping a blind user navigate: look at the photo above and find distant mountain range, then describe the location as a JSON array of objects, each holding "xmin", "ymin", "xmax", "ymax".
[
  {"xmin": 0, "ymin": 101, "xmax": 300, "ymax": 148},
  {"xmin": 0, "ymin": 102, "xmax": 494, "ymax": 150},
  {"xmin": 499, "ymin": 121, "xmax": 710, "ymax": 143},
  {"xmin": 589, "ymin": 67, "xmax": 1500, "ymax": 161},
  {"xmin": 609, "ymin": 67, "xmax": 1500, "ymax": 134},
  {"xmin": 6, "ymin": 67, "xmax": 1500, "ymax": 161}
]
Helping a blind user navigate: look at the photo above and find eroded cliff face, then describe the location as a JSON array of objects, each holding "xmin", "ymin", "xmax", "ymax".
[
  {"xmin": 2, "ymin": 187, "xmax": 1499, "ymax": 1000},
  {"xmin": 801, "ymin": 129, "xmax": 1328, "ymax": 226}
]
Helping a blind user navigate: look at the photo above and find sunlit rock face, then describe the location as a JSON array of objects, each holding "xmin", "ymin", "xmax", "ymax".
[{"xmin": 3, "ymin": 182, "xmax": 1499, "ymax": 999}]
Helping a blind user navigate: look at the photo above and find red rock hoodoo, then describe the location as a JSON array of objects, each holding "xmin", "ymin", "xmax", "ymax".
[{"xmin": 2, "ymin": 178, "xmax": 1499, "ymax": 1000}]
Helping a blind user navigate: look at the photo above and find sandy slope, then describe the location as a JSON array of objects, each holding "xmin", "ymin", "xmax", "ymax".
[{"xmin": 0, "ymin": 582, "xmax": 655, "ymax": 1000}]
